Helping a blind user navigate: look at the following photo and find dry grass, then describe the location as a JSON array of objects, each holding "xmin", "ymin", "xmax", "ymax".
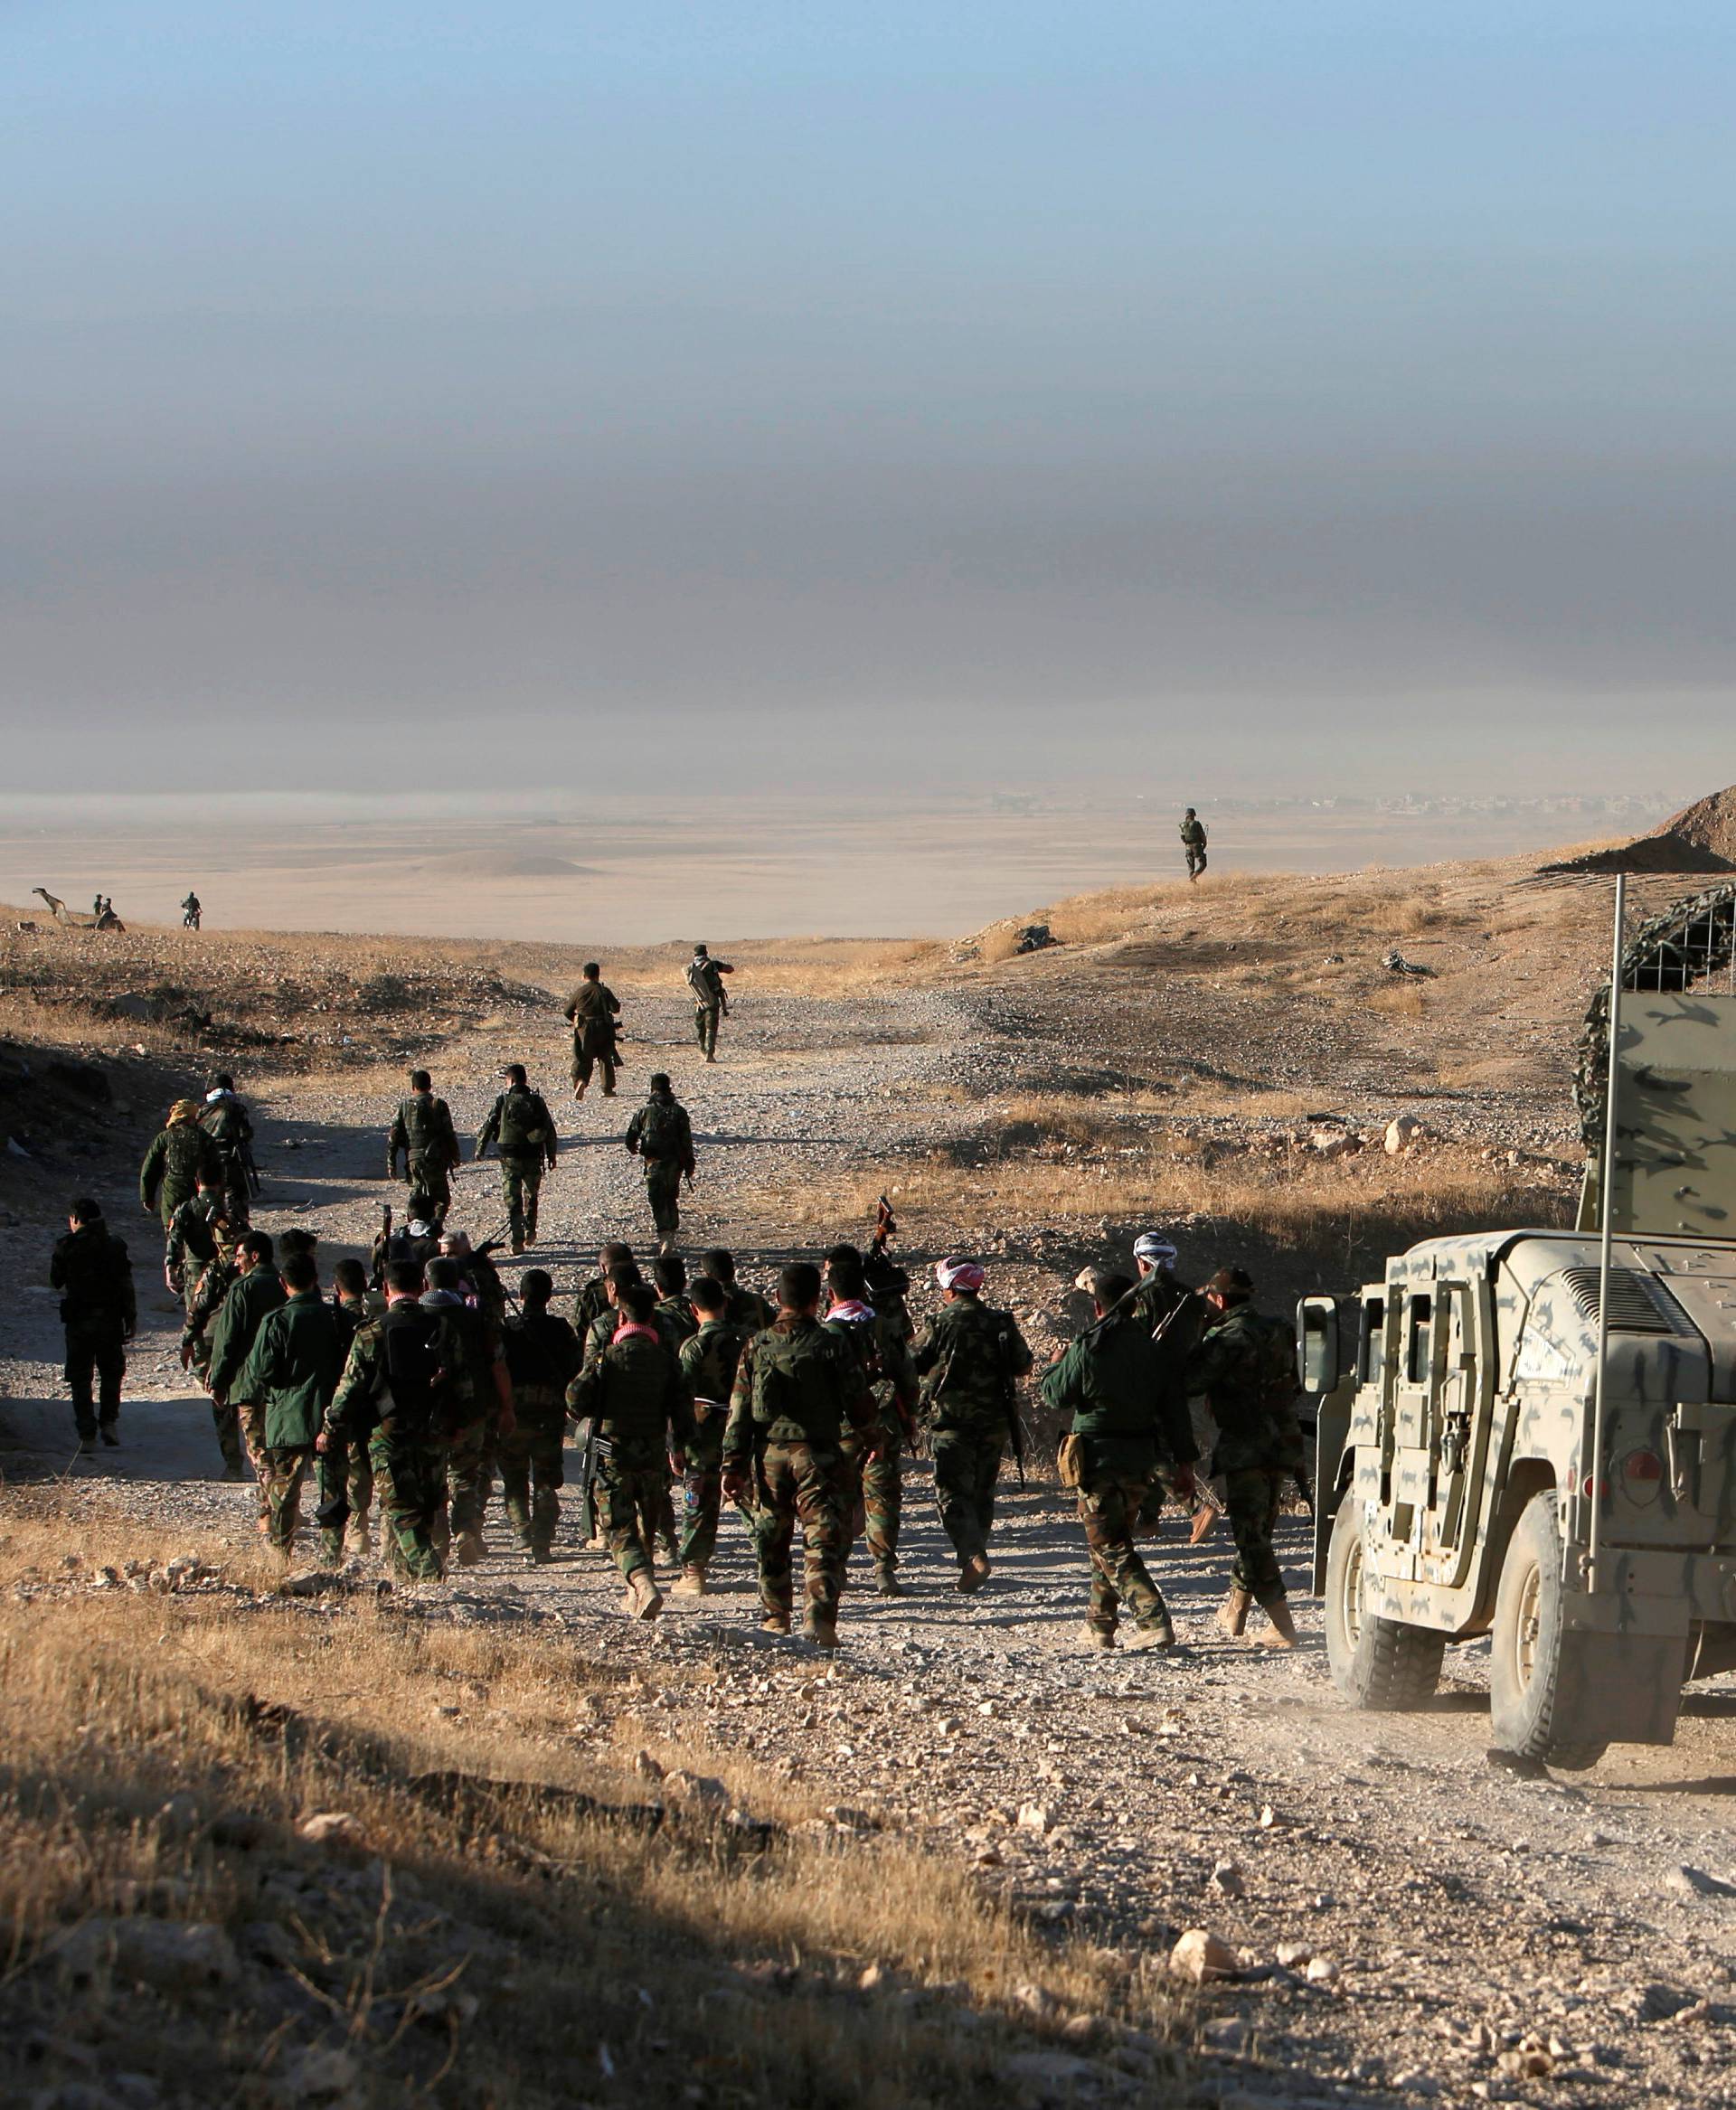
[{"xmin": 0, "ymin": 1494, "xmax": 1186, "ymax": 2107}]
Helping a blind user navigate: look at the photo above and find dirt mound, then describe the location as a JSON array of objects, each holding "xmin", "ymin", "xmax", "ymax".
[{"xmin": 1535, "ymin": 784, "xmax": 1736, "ymax": 878}]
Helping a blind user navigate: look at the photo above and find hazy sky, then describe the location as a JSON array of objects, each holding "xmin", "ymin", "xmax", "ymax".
[{"xmin": 4, "ymin": 4, "xmax": 1732, "ymax": 799}]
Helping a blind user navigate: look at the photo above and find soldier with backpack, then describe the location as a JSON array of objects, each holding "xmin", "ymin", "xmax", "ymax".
[
  {"xmin": 625, "ymin": 1073, "xmax": 695, "ymax": 1252},
  {"xmin": 319, "ymin": 1260, "xmax": 446, "ymax": 1581},
  {"xmin": 420, "ymin": 1257, "xmax": 514, "ymax": 1565},
  {"xmin": 685, "ymin": 943, "xmax": 733, "ymax": 1061},
  {"xmin": 672, "ymin": 1275, "xmax": 752, "ymax": 1596},
  {"xmin": 475, "ymin": 1063, "xmax": 558, "ymax": 1254},
  {"xmin": 913, "ymin": 1258, "xmax": 1033, "ymax": 1593},
  {"xmin": 824, "ymin": 1246, "xmax": 920, "ymax": 1597},
  {"xmin": 388, "ymin": 1069, "xmax": 461, "ymax": 1226},
  {"xmin": 139, "ymin": 1098, "xmax": 221, "ymax": 1229},
  {"xmin": 50, "ymin": 1198, "xmax": 137, "ymax": 1451},
  {"xmin": 721, "ymin": 1261, "xmax": 875, "ymax": 1650},
  {"xmin": 499, "ymin": 1269, "xmax": 581, "ymax": 1565},
  {"xmin": 199, "ymin": 1073, "xmax": 257, "ymax": 1228},
  {"xmin": 1182, "ymin": 1266, "xmax": 1305, "ymax": 1648}
]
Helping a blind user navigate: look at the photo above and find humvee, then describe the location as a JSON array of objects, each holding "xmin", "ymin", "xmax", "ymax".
[{"xmin": 1306, "ymin": 881, "xmax": 1736, "ymax": 1767}]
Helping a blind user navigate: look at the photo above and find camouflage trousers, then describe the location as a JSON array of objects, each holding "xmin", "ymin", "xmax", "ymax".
[
  {"xmin": 262, "ymin": 1445, "xmax": 316, "ymax": 1552},
  {"xmin": 498, "ymin": 1156, "xmax": 543, "ymax": 1247},
  {"xmin": 677, "ymin": 1409, "xmax": 729, "ymax": 1570},
  {"xmin": 63, "ymin": 1323, "xmax": 124, "ymax": 1440},
  {"xmin": 839, "ymin": 1425, "xmax": 902, "ymax": 1568},
  {"xmin": 368, "ymin": 1423, "xmax": 443, "ymax": 1581},
  {"xmin": 694, "ymin": 1003, "xmax": 722, "ymax": 1058},
  {"xmin": 315, "ymin": 1432, "xmax": 374, "ymax": 1565},
  {"xmin": 210, "ymin": 1396, "xmax": 244, "ymax": 1474},
  {"xmin": 1223, "ymin": 1467, "xmax": 1286, "ymax": 1606},
  {"xmin": 238, "ymin": 1399, "xmax": 270, "ymax": 1518},
  {"xmin": 748, "ymin": 1441, "xmax": 848, "ymax": 1625},
  {"xmin": 497, "ymin": 1420, "xmax": 565, "ymax": 1556},
  {"xmin": 218, "ymin": 1165, "xmax": 251, "ymax": 1231},
  {"xmin": 931, "ymin": 1426, "xmax": 1004, "ymax": 1565},
  {"xmin": 440, "ymin": 1417, "xmax": 495, "ymax": 1541},
  {"xmin": 645, "ymin": 1162, "xmax": 683, "ymax": 1239},
  {"xmin": 597, "ymin": 1456, "xmax": 668, "ymax": 1586},
  {"xmin": 1077, "ymin": 1470, "xmax": 1167, "ymax": 1636},
  {"xmin": 407, "ymin": 1151, "xmax": 452, "ymax": 1218}
]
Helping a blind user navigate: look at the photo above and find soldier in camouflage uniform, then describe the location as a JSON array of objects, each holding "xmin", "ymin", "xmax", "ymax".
[
  {"xmin": 701, "ymin": 1248, "xmax": 776, "ymax": 1332},
  {"xmin": 1182, "ymin": 1267, "xmax": 1303, "ymax": 1646},
  {"xmin": 1042, "ymin": 1269, "xmax": 1199, "ymax": 1650},
  {"xmin": 626, "ymin": 1074, "xmax": 694, "ymax": 1251},
  {"xmin": 388, "ymin": 1069, "xmax": 461, "ymax": 1226},
  {"xmin": 652, "ymin": 1251, "xmax": 700, "ymax": 1346},
  {"xmin": 1180, "ymin": 807, "xmax": 1208, "ymax": 881},
  {"xmin": 50, "ymin": 1198, "xmax": 137, "ymax": 1450},
  {"xmin": 564, "ymin": 962, "xmax": 623, "ymax": 1099},
  {"xmin": 181, "ymin": 1219, "xmax": 241, "ymax": 1395},
  {"xmin": 685, "ymin": 943, "xmax": 733, "ymax": 1061},
  {"xmin": 565, "ymin": 1280, "xmax": 693, "ymax": 1619},
  {"xmin": 139, "ymin": 1099, "xmax": 221, "ymax": 1230},
  {"xmin": 439, "ymin": 1227, "xmax": 508, "ymax": 1324},
  {"xmin": 198, "ymin": 1073, "xmax": 256, "ymax": 1228},
  {"xmin": 579, "ymin": 1262, "xmax": 680, "ymax": 1556},
  {"xmin": 499, "ymin": 1269, "xmax": 581, "ymax": 1564},
  {"xmin": 673, "ymin": 1276, "xmax": 750, "ymax": 1594},
  {"xmin": 824, "ymin": 1246, "xmax": 921, "ymax": 1597},
  {"xmin": 321, "ymin": 1261, "xmax": 445, "ymax": 1582},
  {"xmin": 207, "ymin": 1231, "xmax": 287, "ymax": 1498},
  {"xmin": 314, "ymin": 1258, "xmax": 378, "ymax": 1561},
  {"xmin": 1127, "ymin": 1230, "xmax": 1215, "ymax": 1543},
  {"xmin": 913, "ymin": 1257, "xmax": 1033, "ymax": 1593},
  {"xmin": 421, "ymin": 1257, "xmax": 514, "ymax": 1565},
  {"xmin": 574, "ymin": 1241, "xmax": 635, "ymax": 1338},
  {"xmin": 722, "ymin": 1262, "xmax": 874, "ymax": 1650},
  {"xmin": 165, "ymin": 1169, "xmax": 228, "ymax": 1305},
  {"xmin": 237, "ymin": 1252, "xmax": 345, "ymax": 1556},
  {"xmin": 476, "ymin": 1063, "xmax": 558, "ymax": 1254}
]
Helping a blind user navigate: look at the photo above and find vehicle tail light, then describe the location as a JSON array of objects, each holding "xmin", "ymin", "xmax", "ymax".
[{"xmin": 1622, "ymin": 1451, "xmax": 1664, "ymax": 1483}]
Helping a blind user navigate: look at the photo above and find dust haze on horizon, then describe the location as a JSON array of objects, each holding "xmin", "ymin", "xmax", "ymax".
[{"xmin": 4, "ymin": 4, "xmax": 1734, "ymax": 805}]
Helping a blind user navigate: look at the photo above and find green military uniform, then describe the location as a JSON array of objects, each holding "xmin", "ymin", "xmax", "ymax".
[
  {"xmin": 388, "ymin": 1089, "xmax": 460, "ymax": 1219},
  {"xmin": 914, "ymin": 1295, "xmax": 1033, "ymax": 1576},
  {"xmin": 314, "ymin": 1295, "xmax": 376, "ymax": 1561},
  {"xmin": 50, "ymin": 1219, "xmax": 137, "ymax": 1444},
  {"xmin": 580, "ymin": 1305, "xmax": 684, "ymax": 1553},
  {"xmin": 500, "ymin": 1307, "xmax": 582, "ymax": 1560},
  {"xmin": 198, "ymin": 1089, "xmax": 255, "ymax": 1227},
  {"xmin": 676, "ymin": 1316, "xmax": 751, "ymax": 1578},
  {"xmin": 565, "ymin": 1323, "xmax": 692, "ymax": 1596},
  {"xmin": 165, "ymin": 1189, "xmax": 225, "ymax": 1303},
  {"xmin": 1180, "ymin": 812, "xmax": 1209, "ymax": 881},
  {"xmin": 325, "ymin": 1301, "xmax": 446, "ymax": 1580},
  {"xmin": 237, "ymin": 1290, "xmax": 345, "ymax": 1553},
  {"xmin": 686, "ymin": 952, "xmax": 731, "ymax": 1060},
  {"xmin": 139, "ymin": 1116, "xmax": 220, "ymax": 1230},
  {"xmin": 828, "ymin": 1300, "xmax": 922, "ymax": 1590},
  {"xmin": 725, "ymin": 1282, "xmax": 777, "ymax": 1333},
  {"xmin": 1127, "ymin": 1268, "xmax": 1206, "ymax": 1524},
  {"xmin": 476, "ymin": 1083, "xmax": 558, "ymax": 1250},
  {"xmin": 626, "ymin": 1089, "xmax": 694, "ymax": 1244},
  {"xmin": 1183, "ymin": 1304, "xmax": 1304, "ymax": 1611},
  {"xmin": 573, "ymin": 1272, "xmax": 616, "ymax": 1338},
  {"xmin": 182, "ymin": 1248, "xmax": 237, "ymax": 1396},
  {"xmin": 422, "ymin": 1294, "xmax": 509, "ymax": 1559},
  {"xmin": 208, "ymin": 1266, "xmax": 288, "ymax": 1490},
  {"xmin": 655, "ymin": 1294, "xmax": 700, "ymax": 1347},
  {"xmin": 1042, "ymin": 1312, "xmax": 1199, "ymax": 1644},
  {"xmin": 564, "ymin": 979, "xmax": 623, "ymax": 1097},
  {"xmin": 722, "ymin": 1316, "xmax": 873, "ymax": 1637}
]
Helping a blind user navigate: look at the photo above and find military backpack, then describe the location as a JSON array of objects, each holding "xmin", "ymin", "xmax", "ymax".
[
  {"xmin": 496, "ymin": 1089, "xmax": 548, "ymax": 1156},
  {"xmin": 749, "ymin": 1323, "xmax": 854, "ymax": 1444},
  {"xmin": 636, "ymin": 1097, "xmax": 685, "ymax": 1161}
]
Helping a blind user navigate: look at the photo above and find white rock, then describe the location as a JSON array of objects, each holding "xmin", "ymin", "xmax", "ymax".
[
  {"xmin": 1274, "ymin": 1939, "xmax": 1312, "ymax": 1969},
  {"xmin": 1305, "ymin": 1955, "xmax": 1342, "ymax": 1985},
  {"xmin": 1016, "ymin": 1802, "xmax": 1053, "ymax": 1834},
  {"xmin": 1169, "ymin": 1928, "xmax": 1239, "ymax": 1983},
  {"xmin": 1385, "ymin": 1114, "xmax": 1427, "ymax": 1154},
  {"xmin": 663, "ymin": 1769, "xmax": 730, "ymax": 1807},
  {"xmin": 1210, "ymin": 1859, "xmax": 1245, "ymax": 1898},
  {"xmin": 297, "ymin": 1812, "xmax": 364, "ymax": 1848}
]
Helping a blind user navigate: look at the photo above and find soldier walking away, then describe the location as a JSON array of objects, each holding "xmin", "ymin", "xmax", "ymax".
[
  {"xmin": 207, "ymin": 1230, "xmax": 288, "ymax": 1500},
  {"xmin": 199, "ymin": 1073, "xmax": 257, "ymax": 1228},
  {"xmin": 1180, "ymin": 807, "xmax": 1209, "ymax": 881},
  {"xmin": 388, "ymin": 1070, "xmax": 460, "ymax": 1228},
  {"xmin": 180, "ymin": 1214, "xmax": 241, "ymax": 1396},
  {"xmin": 237, "ymin": 1251, "xmax": 345, "ymax": 1559},
  {"xmin": 700, "ymin": 1247, "xmax": 776, "ymax": 1332},
  {"xmin": 574, "ymin": 1240, "xmax": 636, "ymax": 1338},
  {"xmin": 50, "ymin": 1198, "xmax": 137, "ymax": 1451},
  {"xmin": 499, "ymin": 1269, "xmax": 581, "ymax": 1565},
  {"xmin": 673, "ymin": 1275, "xmax": 750, "ymax": 1595},
  {"xmin": 320, "ymin": 1260, "xmax": 445, "ymax": 1582},
  {"xmin": 181, "ymin": 890, "xmax": 202, "ymax": 930},
  {"xmin": 1042, "ymin": 1268, "xmax": 1199, "ymax": 1650},
  {"xmin": 475, "ymin": 1063, "xmax": 557, "ymax": 1254},
  {"xmin": 652, "ymin": 1250, "xmax": 700, "ymax": 1346},
  {"xmin": 1128, "ymin": 1229, "xmax": 1214, "ymax": 1544},
  {"xmin": 315, "ymin": 1258, "xmax": 378, "ymax": 1561},
  {"xmin": 913, "ymin": 1257, "xmax": 1033, "ymax": 1594},
  {"xmin": 626, "ymin": 1073, "xmax": 694, "ymax": 1252},
  {"xmin": 565, "ymin": 1279, "xmax": 693, "ymax": 1620},
  {"xmin": 1182, "ymin": 1267, "xmax": 1305, "ymax": 1648},
  {"xmin": 139, "ymin": 1098, "xmax": 221, "ymax": 1229},
  {"xmin": 686, "ymin": 943, "xmax": 733, "ymax": 1062},
  {"xmin": 721, "ymin": 1261, "xmax": 875, "ymax": 1651},
  {"xmin": 165, "ymin": 1167, "xmax": 227, "ymax": 1305},
  {"xmin": 421, "ymin": 1258, "xmax": 514, "ymax": 1566},
  {"xmin": 825, "ymin": 1245, "xmax": 921, "ymax": 1596},
  {"xmin": 564, "ymin": 961, "xmax": 623, "ymax": 1099}
]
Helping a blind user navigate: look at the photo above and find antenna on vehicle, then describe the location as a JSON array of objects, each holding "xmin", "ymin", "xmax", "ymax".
[{"xmin": 1586, "ymin": 871, "xmax": 1627, "ymax": 1591}]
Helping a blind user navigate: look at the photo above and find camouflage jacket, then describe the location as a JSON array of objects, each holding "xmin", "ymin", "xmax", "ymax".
[
  {"xmin": 724, "ymin": 1283, "xmax": 777, "ymax": 1333},
  {"xmin": 476, "ymin": 1087, "xmax": 557, "ymax": 1167},
  {"xmin": 573, "ymin": 1274, "xmax": 614, "ymax": 1336},
  {"xmin": 165, "ymin": 1192, "xmax": 224, "ymax": 1283},
  {"xmin": 420, "ymin": 1294, "xmax": 509, "ymax": 1433},
  {"xmin": 208, "ymin": 1268, "xmax": 288, "ymax": 1403},
  {"xmin": 184, "ymin": 1255, "xmax": 238, "ymax": 1360},
  {"xmin": 680, "ymin": 1317, "xmax": 750, "ymax": 1408},
  {"xmin": 583, "ymin": 1304, "xmax": 685, "ymax": 1367},
  {"xmin": 565, "ymin": 1328, "xmax": 693, "ymax": 1466},
  {"xmin": 326, "ymin": 1300, "xmax": 441, "ymax": 1442},
  {"xmin": 722, "ymin": 1316, "xmax": 872, "ymax": 1465},
  {"xmin": 1180, "ymin": 816, "xmax": 1207, "ymax": 847},
  {"xmin": 139, "ymin": 1121, "xmax": 220, "ymax": 1224},
  {"xmin": 626, "ymin": 1094, "xmax": 694, "ymax": 1174},
  {"xmin": 1041, "ymin": 1314, "xmax": 1198, "ymax": 1465},
  {"xmin": 655, "ymin": 1294, "xmax": 700, "ymax": 1347},
  {"xmin": 388, "ymin": 1091, "xmax": 459, "ymax": 1177},
  {"xmin": 51, "ymin": 1223, "xmax": 137, "ymax": 1333},
  {"xmin": 1183, "ymin": 1304, "xmax": 1303, "ymax": 1474},
  {"xmin": 913, "ymin": 1295, "xmax": 1033, "ymax": 1432}
]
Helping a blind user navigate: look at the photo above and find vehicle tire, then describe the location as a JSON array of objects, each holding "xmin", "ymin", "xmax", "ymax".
[
  {"xmin": 1325, "ymin": 1496, "xmax": 1445, "ymax": 1710},
  {"xmin": 1488, "ymin": 1490, "xmax": 1608, "ymax": 1772}
]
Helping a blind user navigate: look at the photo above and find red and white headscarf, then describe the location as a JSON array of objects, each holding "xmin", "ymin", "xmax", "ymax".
[{"xmin": 935, "ymin": 1258, "xmax": 985, "ymax": 1295}]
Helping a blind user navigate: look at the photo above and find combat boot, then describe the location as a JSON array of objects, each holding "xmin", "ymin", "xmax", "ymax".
[
  {"xmin": 454, "ymin": 1529, "xmax": 485, "ymax": 1568},
  {"xmin": 1218, "ymin": 1586, "xmax": 1252, "ymax": 1637},
  {"xmin": 343, "ymin": 1520, "xmax": 373, "ymax": 1558},
  {"xmin": 805, "ymin": 1615, "xmax": 839, "ymax": 1653},
  {"xmin": 672, "ymin": 1564, "xmax": 707, "ymax": 1597},
  {"xmin": 1189, "ymin": 1504, "xmax": 1218, "ymax": 1546},
  {"xmin": 1260, "ymin": 1597, "xmax": 1299, "ymax": 1650},
  {"xmin": 1082, "ymin": 1625, "xmax": 1116, "ymax": 1651},
  {"xmin": 760, "ymin": 1608, "xmax": 791, "ymax": 1635},
  {"xmin": 99, "ymin": 1422, "xmax": 119, "ymax": 1447},
  {"xmin": 874, "ymin": 1562, "xmax": 904, "ymax": 1597},
  {"xmin": 957, "ymin": 1552, "xmax": 991, "ymax": 1594},
  {"xmin": 1127, "ymin": 1606, "xmax": 1176, "ymax": 1649},
  {"xmin": 624, "ymin": 1571, "xmax": 664, "ymax": 1621}
]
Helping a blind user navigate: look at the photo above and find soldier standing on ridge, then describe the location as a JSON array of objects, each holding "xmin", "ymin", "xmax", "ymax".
[
  {"xmin": 1180, "ymin": 807, "xmax": 1209, "ymax": 881},
  {"xmin": 564, "ymin": 961, "xmax": 623, "ymax": 1099},
  {"xmin": 686, "ymin": 943, "xmax": 733, "ymax": 1062},
  {"xmin": 475, "ymin": 1063, "xmax": 557, "ymax": 1255},
  {"xmin": 388, "ymin": 1069, "xmax": 460, "ymax": 1228},
  {"xmin": 626, "ymin": 1072, "xmax": 695, "ymax": 1253},
  {"xmin": 50, "ymin": 1198, "xmax": 137, "ymax": 1452}
]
